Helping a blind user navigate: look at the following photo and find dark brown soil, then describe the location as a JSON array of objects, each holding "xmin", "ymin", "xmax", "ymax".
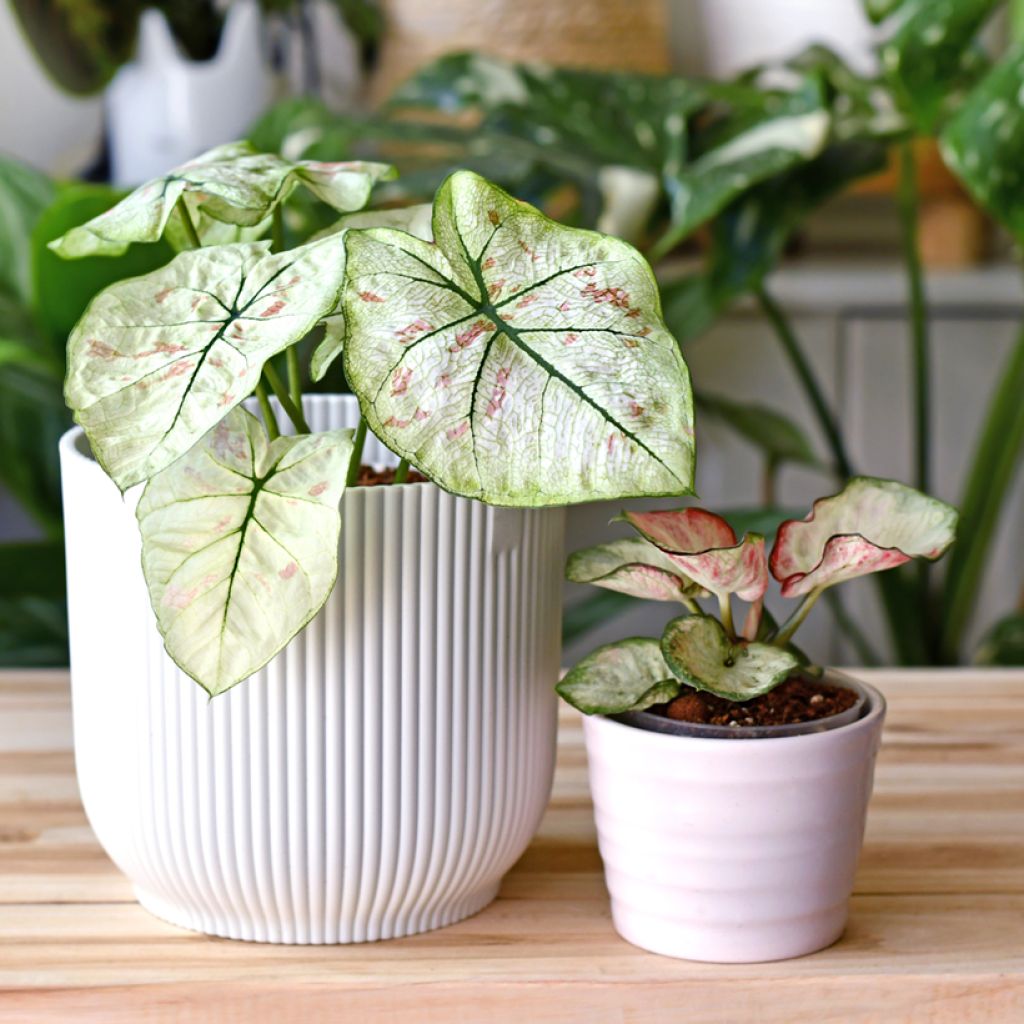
[
  {"xmin": 354, "ymin": 464, "xmax": 427, "ymax": 487},
  {"xmin": 656, "ymin": 677, "xmax": 858, "ymax": 728}
]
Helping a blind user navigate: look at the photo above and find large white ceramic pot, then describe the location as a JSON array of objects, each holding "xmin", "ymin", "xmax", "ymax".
[
  {"xmin": 582, "ymin": 673, "xmax": 885, "ymax": 963},
  {"xmin": 60, "ymin": 394, "xmax": 564, "ymax": 943}
]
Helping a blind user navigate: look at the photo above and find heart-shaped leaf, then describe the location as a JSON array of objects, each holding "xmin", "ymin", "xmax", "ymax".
[
  {"xmin": 566, "ymin": 537, "xmax": 705, "ymax": 602},
  {"xmin": 622, "ymin": 508, "xmax": 768, "ymax": 601},
  {"xmin": 661, "ymin": 614, "xmax": 798, "ymax": 701},
  {"xmin": 137, "ymin": 408, "xmax": 353, "ymax": 696},
  {"xmin": 66, "ymin": 237, "xmax": 347, "ymax": 490},
  {"xmin": 342, "ymin": 170, "xmax": 695, "ymax": 506},
  {"xmin": 557, "ymin": 637, "xmax": 681, "ymax": 715},
  {"xmin": 771, "ymin": 476, "xmax": 958, "ymax": 598},
  {"xmin": 49, "ymin": 141, "xmax": 395, "ymax": 258}
]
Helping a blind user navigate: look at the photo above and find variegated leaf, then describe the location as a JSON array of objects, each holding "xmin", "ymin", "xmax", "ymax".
[
  {"xmin": 566, "ymin": 537, "xmax": 705, "ymax": 602},
  {"xmin": 342, "ymin": 170, "xmax": 695, "ymax": 506},
  {"xmin": 557, "ymin": 637, "xmax": 680, "ymax": 715},
  {"xmin": 622, "ymin": 508, "xmax": 768, "ymax": 601},
  {"xmin": 661, "ymin": 614, "xmax": 798, "ymax": 701},
  {"xmin": 49, "ymin": 141, "xmax": 394, "ymax": 258},
  {"xmin": 66, "ymin": 237, "xmax": 346, "ymax": 490},
  {"xmin": 770, "ymin": 476, "xmax": 958, "ymax": 598},
  {"xmin": 137, "ymin": 409, "xmax": 353, "ymax": 697}
]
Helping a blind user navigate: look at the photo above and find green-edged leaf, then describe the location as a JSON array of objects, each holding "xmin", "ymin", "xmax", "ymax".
[
  {"xmin": 566, "ymin": 537, "xmax": 705, "ymax": 602},
  {"xmin": 940, "ymin": 44, "xmax": 1024, "ymax": 240},
  {"xmin": 137, "ymin": 408, "xmax": 353, "ymax": 696},
  {"xmin": 49, "ymin": 141, "xmax": 395, "ymax": 258},
  {"xmin": 771, "ymin": 476, "xmax": 958, "ymax": 598},
  {"xmin": 697, "ymin": 391, "xmax": 820, "ymax": 467},
  {"xmin": 0, "ymin": 155, "xmax": 55, "ymax": 304},
  {"xmin": 342, "ymin": 170, "xmax": 695, "ymax": 506},
  {"xmin": 557, "ymin": 637, "xmax": 680, "ymax": 715},
  {"xmin": 65, "ymin": 237, "xmax": 347, "ymax": 490},
  {"xmin": 974, "ymin": 612, "xmax": 1024, "ymax": 667},
  {"xmin": 661, "ymin": 614, "xmax": 798, "ymax": 701}
]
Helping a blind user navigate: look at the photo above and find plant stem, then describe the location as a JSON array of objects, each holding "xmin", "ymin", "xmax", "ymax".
[
  {"xmin": 682, "ymin": 595, "xmax": 702, "ymax": 616},
  {"xmin": 175, "ymin": 197, "xmax": 202, "ymax": 250},
  {"xmin": 774, "ymin": 587, "xmax": 824, "ymax": 648},
  {"xmin": 393, "ymin": 457, "xmax": 411, "ymax": 484},
  {"xmin": 717, "ymin": 593, "xmax": 735, "ymax": 637},
  {"xmin": 254, "ymin": 381, "xmax": 280, "ymax": 441},
  {"xmin": 346, "ymin": 417, "xmax": 369, "ymax": 487},
  {"xmin": 286, "ymin": 346, "xmax": 303, "ymax": 409},
  {"xmin": 755, "ymin": 284, "xmax": 853, "ymax": 479},
  {"xmin": 262, "ymin": 362, "xmax": 310, "ymax": 434},
  {"xmin": 272, "ymin": 205, "xmax": 285, "ymax": 254}
]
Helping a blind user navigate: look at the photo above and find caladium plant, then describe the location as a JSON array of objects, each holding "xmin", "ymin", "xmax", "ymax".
[
  {"xmin": 55, "ymin": 142, "xmax": 696, "ymax": 696},
  {"xmin": 558, "ymin": 477, "xmax": 957, "ymax": 715}
]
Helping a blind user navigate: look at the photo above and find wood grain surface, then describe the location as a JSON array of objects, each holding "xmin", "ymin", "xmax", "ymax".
[{"xmin": 1, "ymin": 669, "xmax": 1022, "ymax": 1023}]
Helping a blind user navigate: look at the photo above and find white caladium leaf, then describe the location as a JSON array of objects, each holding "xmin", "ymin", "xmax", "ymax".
[
  {"xmin": 49, "ymin": 141, "xmax": 395, "ymax": 258},
  {"xmin": 137, "ymin": 408, "xmax": 353, "ymax": 697},
  {"xmin": 770, "ymin": 476, "xmax": 959, "ymax": 598},
  {"xmin": 622, "ymin": 508, "xmax": 768, "ymax": 602},
  {"xmin": 557, "ymin": 637, "xmax": 681, "ymax": 715},
  {"xmin": 661, "ymin": 614, "xmax": 799, "ymax": 701},
  {"xmin": 342, "ymin": 170, "xmax": 695, "ymax": 506},
  {"xmin": 66, "ymin": 237, "xmax": 346, "ymax": 490},
  {"xmin": 566, "ymin": 537, "xmax": 705, "ymax": 602}
]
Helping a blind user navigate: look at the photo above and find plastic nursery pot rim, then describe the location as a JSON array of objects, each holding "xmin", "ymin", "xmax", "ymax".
[{"xmin": 610, "ymin": 671, "xmax": 877, "ymax": 740}]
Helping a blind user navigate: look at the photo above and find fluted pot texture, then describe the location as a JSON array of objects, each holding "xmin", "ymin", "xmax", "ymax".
[
  {"xmin": 60, "ymin": 394, "xmax": 564, "ymax": 943},
  {"xmin": 582, "ymin": 676, "xmax": 886, "ymax": 963}
]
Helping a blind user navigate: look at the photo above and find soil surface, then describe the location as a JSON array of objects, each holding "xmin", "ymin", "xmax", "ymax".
[
  {"xmin": 354, "ymin": 465, "xmax": 427, "ymax": 487},
  {"xmin": 655, "ymin": 677, "xmax": 858, "ymax": 728}
]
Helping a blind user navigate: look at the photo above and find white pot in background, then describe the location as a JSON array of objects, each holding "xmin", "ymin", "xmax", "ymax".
[
  {"xmin": 582, "ymin": 674, "xmax": 885, "ymax": 962},
  {"xmin": 60, "ymin": 395, "xmax": 564, "ymax": 943}
]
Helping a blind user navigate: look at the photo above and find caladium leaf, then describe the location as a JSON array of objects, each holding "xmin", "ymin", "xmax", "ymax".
[
  {"xmin": 557, "ymin": 637, "xmax": 680, "ymax": 715},
  {"xmin": 137, "ymin": 408, "xmax": 353, "ymax": 697},
  {"xmin": 342, "ymin": 170, "xmax": 695, "ymax": 506},
  {"xmin": 66, "ymin": 237, "xmax": 346, "ymax": 490},
  {"xmin": 565, "ymin": 537, "xmax": 705, "ymax": 603},
  {"xmin": 622, "ymin": 508, "xmax": 768, "ymax": 602},
  {"xmin": 770, "ymin": 476, "xmax": 958, "ymax": 598},
  {"xmin": 49, "ymin": 141, "xmax": 395, "ymax": 258},
  {"xmin": 661, "ymin": 614, "xmax": 799, "ymax": 701}
]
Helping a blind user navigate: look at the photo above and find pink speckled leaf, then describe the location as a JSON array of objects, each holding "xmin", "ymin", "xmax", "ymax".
[
  {"xmin": 66, "ymin": 236, "xmax": 347, "ymax": 490},
  {"xmin": 137, "ymin": 408, "xmax": 353, "ymax": 696},
  {"xmin": 49, "ymin": 141, "xmax": 395, "ymax": 258},
  {"xmin": 342, "ymin": 170, "xmax": 695, "ymax": 506},
  {"xmin": 622, "ymin": 508, "xmax": 768, "ymax": 601},
  {"xmin": 770, "ymin": 476, "xmax": 959, "ymax": 598},
  {"xmin": 566, "ymin": 537, "xmax": 706, "ymax": 602}
]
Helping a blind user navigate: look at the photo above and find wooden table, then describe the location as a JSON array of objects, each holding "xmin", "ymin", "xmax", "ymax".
[{"xmin": 1, "ymin": 669, "xmax": 1022, "ymax": 1023}]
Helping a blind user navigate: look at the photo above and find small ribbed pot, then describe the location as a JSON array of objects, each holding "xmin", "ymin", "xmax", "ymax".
[
  {"xmin": 60, "ymin": 395, "xmax": 564, "ymax": 943},
  {"xmin": 582, "ymin": 674, "xmax": 886, "ymax": 963}
]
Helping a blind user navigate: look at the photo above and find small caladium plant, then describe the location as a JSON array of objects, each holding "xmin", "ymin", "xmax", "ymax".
[
  {"xmin": 57, "ymin": 142, "xmax": 696, "ymax": 696},
  {"xmin": 558, "ymin": 476, "xmax": 957, "ymax": 715}
]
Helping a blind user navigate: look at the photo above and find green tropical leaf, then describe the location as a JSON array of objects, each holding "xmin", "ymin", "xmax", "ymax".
[
  {"xmin": 137, "ymin": 408, "xmax": 354, "ymax": 696},
  {"xmin": 697, "ymin": 391, "xmax": 820, "ymax": 467},
  {"xmin": 342, "ymin": 170, "xmax": 695, "ymax": 505},
  {"xmin": 65, "ymin": 237, "xmax": 348, "ymax": 490},
  {"xmin": 974, "ymin": 612, "xmax": 1024, "ymax": 666},
  {"xmin": 561, "ymin": 588, "xmax": 637, "ymax": 645},
  {"xmin": 0, "ymin": 595, "xmax": 67, "ymax": 668},
  {"xmin": 0, "ymin": 155, "xmax": 55, "ymax": 304},
  {"xmin": 557, "ymin": 637, "xmax": 680, "ymax": 715},
  {"xmin": 566, "ymin": 537, "xmax": 705, "ymax": 602}
]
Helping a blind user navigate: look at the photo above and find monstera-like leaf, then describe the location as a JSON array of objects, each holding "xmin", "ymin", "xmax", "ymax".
[
  {"xmin": 770, "ymin": 476, "xmax": 958, "ymax": 598},
  {"xmin": 566, "ymin": 537, "xmax": 705, "ymax": 603},
  {"xmin": 49, "ymin": 141, "xmax": 394, "ymax": 258},
  {"xmin": 661, "ymin": 614, "xmax": 799, "ymax": 701},
  {"xmin": 557, "ymin": 637, "xmax": 681, "ymax": 715},
  {"xmin": 622, "ymin": 508, "xmax": 768, "ymax": 602},
  {"xmin": 137, "ymin": 408, "xmax": 353, "ymax": 696},
  {"xmin": 341, "ymin": 170, "xmax": 695, "ymax": 506},
  {"xmin": 66, "ymin": 237, "xmax": 346, "ymax": 490}
]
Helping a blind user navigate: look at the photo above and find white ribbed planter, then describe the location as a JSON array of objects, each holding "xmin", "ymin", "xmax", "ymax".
[
  {"xmin": 582, "ymin": 676, "xmax": 886, "ymax": 963},
  {"xmin": 59, "ymin": 395, "xmax": 564, "ymax": 943}
]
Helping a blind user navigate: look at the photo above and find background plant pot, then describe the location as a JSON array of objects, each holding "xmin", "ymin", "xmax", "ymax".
[
  {"xmin": 59, "ymin": 394, "xmax": 564, "ymax": 943},
  {"xmin": 582, "ymin": 672, "xmax": 886, "ymax": 963}
]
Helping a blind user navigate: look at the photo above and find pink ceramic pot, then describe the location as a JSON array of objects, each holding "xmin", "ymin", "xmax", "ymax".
[{"xmin": 582, "ymin": 673, "xmax": 885, "ymax": 963}]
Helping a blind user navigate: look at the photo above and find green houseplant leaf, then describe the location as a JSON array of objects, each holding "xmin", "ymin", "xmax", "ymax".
[
  {"xmin": 49, "ymin": 141, "xmax": 395, "ymax": 258},
  {"xmin": 342, "ymin": 170, "xmax": 695, "ymax": 506},
  {"xmin": 556, "ymin": 637, "xmax": 680, "ymax": 715},
  {"xmin": 0, "ymin": 155, "xmax": 55, "ymax": 304},
  {"xmin": 566, "ymin": 537, "xmax": 705, "ymax": 602},
  {"xmin": 697, "ymin": 391, "xmax": 821, "ymax": 468},
  {"xmin": 65, "ymin": 237, "xmax": 347, "ymax": 490},
  {"xmin": 137, "ymin": 408, "xmax": 354, "ymax": 696},
  {"xmin": 661, "ymin": 614, "xmax": 799, "ymax": 701}
]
